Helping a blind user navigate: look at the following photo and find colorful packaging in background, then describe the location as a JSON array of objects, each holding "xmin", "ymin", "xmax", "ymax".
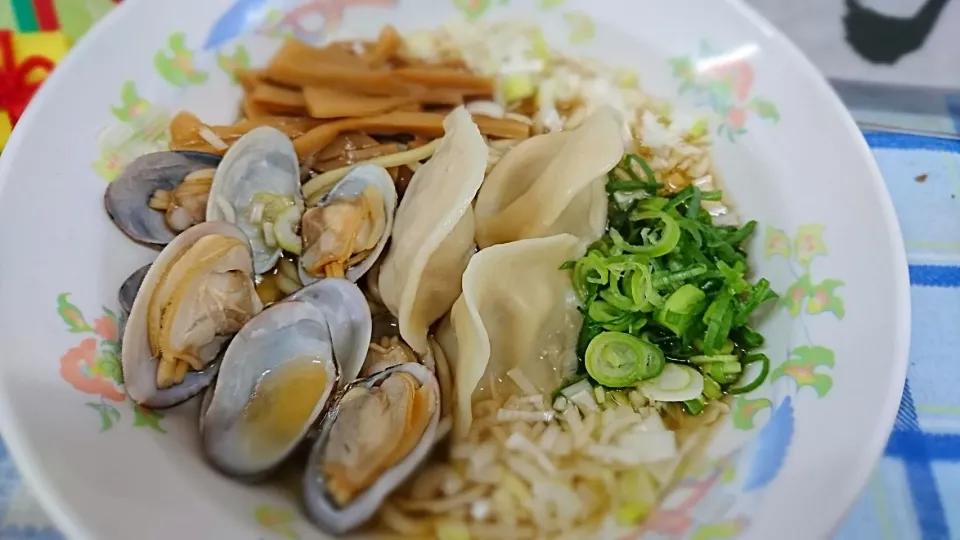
[{"xmin": 0, "ymin": 0, "xmax": 121, "ymax": 150}]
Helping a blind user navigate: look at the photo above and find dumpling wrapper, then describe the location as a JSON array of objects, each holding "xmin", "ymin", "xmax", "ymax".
[
  {"xmin": 474, "ymin": 106, "xmax": 624, "ymax": 249},
  {"xmin": 378, "ymin": 106, "xmax": 487, "ymax": 353},
  {"xmin": 437, "ymin": 234, "xmax": 585, "ymax": 438}
]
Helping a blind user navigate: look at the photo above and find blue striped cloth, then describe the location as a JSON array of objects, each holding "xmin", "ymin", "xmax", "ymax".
[
  {"xmin": 0, "ymin": 133, "xmax": 959, "ymax": 540},
  {"xmin": 834, "ymin": 131, "xmax": 960, "ymax": 540}
]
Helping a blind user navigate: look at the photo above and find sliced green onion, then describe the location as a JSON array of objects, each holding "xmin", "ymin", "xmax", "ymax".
[
  {"xmin": 722, "ymin": 362, "xmax": 742, "ymax": 374},
  {"xmin": 684, "ymin": 396, "xmax": 706, "ymax": 415},
  {"xmin": 585, "ymin": 332, "xmax": 665, "ymax": 387},
  {"xmin": 588, "ymin": 300, "xmax": 624, "ymax": 323},
  {"xmin": 617, "ymin": 210, "xmax": 681, "ymax": 258},
  {"xmin": 717, "ymin": 260, "xmax": 750, "ymax": 293},
  {"xmin": 702, "ymin": 290, "xmax": 732, "ymax": 354},
  {"xmin": 627, "ymin": 269, "xmax": 655, "ymax": 312},
  {"xmin": 636, "ymin": 197, "xmax": 669, "ymax": 211},
  {"xmin": 732, "ymin": 326, "xmax": 765, "ymax": 350},
  {"xmin": 725, "ymin": 220, "xmax": 757, "ymax": 247},
  {"xmin": 625, "ymin": 154, "xmax": 659, "ymax": 185},
  {"xmin": 689, "ymin": 354, "xmax": 739, "ymax": 365},
  {"xmin": 704, "ymin": 362, "xmax": 739, "ymax": 383},
  {"xmin": 701, "ymin": 190, "xmax": 723, "ymax": 201},
  {"xmin": 656, "ymin": 284, "xmax": 707, "ymax": 336},
  {"xmin": 640, "ymin": 363, "xmax": 704, "ymax": 402},
  {"xmin": 273, "ymin": 205, "xmax": 302, "ymax": 255},
  {"xmin": 662, "ymin": 185, "xmax": 695, "ymax": 212},
  {"xmin": 678, "ymin": 218, "xmax": 704, "ymax": 247},
  {"xmin": 733, "ymin": 278, "xmax": 776, "ymax": 326},
  {"xmin": 251, "ymin": 192, "xmax": 293, "ymax": 223},
  {"xmin": 607, "ymin": 180, "xmax": 651, "ymax": 193},
  {"xmin": 600, "ymin": 277, "xmax": 641, "ymax": 312},
  {"xmin": 685, "ymin": 187, "xmax": 702, "ymax": 219},
  {"xmin": 572, "ymin": 253, "xmax": 608, "ymax": 301},
  {"xmin": 652, "ymin": 265, "xmax": 708, "ymax": 288},
  {"xmin": 727, "ymin": 354, "xmax": 771, "ymax": 395},
  {"xmin": 628, "ymin": 316, "xmax": 648, "ymax": 334},
  {"xmin": 703, "ymin": 376, "xmax": 722, "ymax": 400},
  {"xmin": 564, "ymin": 174, "xmax": 778, "ymax": 413}
]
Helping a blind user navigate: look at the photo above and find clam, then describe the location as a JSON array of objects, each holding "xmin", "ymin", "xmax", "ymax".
[
  {"xmin": 121, "ymin": 221, "xmax": 263, "ymax": 408},
  {"xmin": 287, "ymin": 278, "xmax": 372, "ymax": 386},
  {"xmin": 105, "ymin": 151, "xmax": 221, "ymax": 247},
  {"xmin": 303, "ymin": 362, "xmax": 441, "ymax": 535},
  {"xmin": 118, "ymin": 264, "xmax": 151, "ymax": 316},
  {"xmin": 360, "ymin": 334, "xmax": 417, "ymax": 379},
  {"xmin": 201, "ymin": 300, "xmax": 339, "ymax": 478},
  {"xmin": 299, "ymin": 164, "xmax": 397, "ymax": 284},
  {"xmin": 206, "ymin": 126, "xmax": 304, "ymax": 274}
]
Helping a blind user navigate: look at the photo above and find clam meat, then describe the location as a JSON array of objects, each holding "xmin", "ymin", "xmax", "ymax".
[
  {"xmin": 300, "ymin": 164, "xmax": 397, "ymax": 283},
  {"xmin": 360, "ymin": 335, "xmax": 417, "ymax": 379}
]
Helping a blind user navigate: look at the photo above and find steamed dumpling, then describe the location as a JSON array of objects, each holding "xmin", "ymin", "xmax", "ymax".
[
  {"xmin": 437, "ymin": 234, "xmax": 584, "ymax": 438},
  {"xmin": 474, "ymin": 106, "xmax": 624, "ymax": 248},
  {"xmin": 378, "ymin": 107, "xmax": 487, "ymax": 354}
]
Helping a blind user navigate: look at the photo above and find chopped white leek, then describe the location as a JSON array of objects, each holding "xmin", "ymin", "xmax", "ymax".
[
  {"xmin": 465, "ymin": 100, "xmax": 507, "ymax": 119},
  {"xmin": 248, "ymin": 202, "xmax": 265, "ymax": 224},
  {"xmin": 198, "ymin": 127, "xmax": 228, "ymax": 151},
  {"xmin": 497, "ymin": 409, "xmax": 554, "ymax": 423},
  {"xmin": 560, "ymin": 379, "xmax": 598, "ymax": 412},
  {"xmin": 640, "ymin": 363, "xmax": 704, "ymax": 402},
  {"xmin": 261, "ymin": 221, "xmax": 277, "ymax": 249},
  {"xmin": 506, "ymin": 368, "xmax": 539, "ymax": 396},
  {"xmin": 552, "ymin": 396, "xmax": 568, "ymax": 412},
  {"xmin": 501, "ymin": 73, "xmax": 536, "ymax": 102},
  {"xmin": 593, "ymin": 386, "xmax": 606, "ymax": 406}
]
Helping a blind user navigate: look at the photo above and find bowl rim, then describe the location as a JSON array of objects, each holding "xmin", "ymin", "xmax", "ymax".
[
  {"xmin": 723, "ymin": 2, "xmax": 910, "ymax": 538},
  {"xmin": 0, "ymin": 0, "xmax": 911, "ymax": 538}
]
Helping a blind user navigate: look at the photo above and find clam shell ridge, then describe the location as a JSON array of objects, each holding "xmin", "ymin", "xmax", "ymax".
[
  {"xmin": 201, "ymin": 300, "xmax": 340, "ymax": 479},
  {"xmin": 206, "ymin": 126, "xmax": 303, "ymax": 274},
  {"xmin": 286, "ymin": 278, "xmax": 372, "ymax": 387}
]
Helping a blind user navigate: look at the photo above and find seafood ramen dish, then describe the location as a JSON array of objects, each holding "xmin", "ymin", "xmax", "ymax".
[{"xmin": 106, "ymin": 20, "xmax": 778, "ymax": 539}]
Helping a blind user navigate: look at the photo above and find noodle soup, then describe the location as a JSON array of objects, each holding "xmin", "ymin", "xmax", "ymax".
[{"xmin": 105, "ymin": 19, "xmax": 778, "ymax": 539}]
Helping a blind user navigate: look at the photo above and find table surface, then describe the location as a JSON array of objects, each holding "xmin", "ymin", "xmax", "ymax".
[{"xmin": 3, "ymin": 3, "xmax": 960, "ymax": 540}]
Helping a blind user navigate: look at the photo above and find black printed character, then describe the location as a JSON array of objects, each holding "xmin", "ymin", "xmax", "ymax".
[{"xmin": 843, "ymin": 0, "xmax": 954, "ymax": 64}]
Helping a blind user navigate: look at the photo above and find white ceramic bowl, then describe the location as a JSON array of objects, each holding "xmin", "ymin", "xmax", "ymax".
[{"xmin": 0, "ymin": 0, "xmax": 910, "ymax": 539}]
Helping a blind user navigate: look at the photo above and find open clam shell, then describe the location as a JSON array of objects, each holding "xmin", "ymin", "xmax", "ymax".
[
  {"xmin": 206, "ymin": 126, "xmax": 303, "ymax": 274},
  {"xmin": 121, "ymin": 221, "xmax": 259, "ymax": 408},
  {"xmin": 286, "ymin": 278, "xmax": 372, "ymax": 387},
  {"xmin": 299, "ymin": 164, "xmax": 397, "ymax": 285},
  {"xmin": 201, "ymin": 300, "xmax": 339, "ymax": 479},
  {"xmin": 118, "ymin": 264, "xmax": 151, "ymax": 317},
  {"xmin": 303, "ymin": 362, "xmax": 441, "ymax": 535},
  {"xmin": 105, "ymin": 151, "xmax": 221, "ymax": 248}
]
